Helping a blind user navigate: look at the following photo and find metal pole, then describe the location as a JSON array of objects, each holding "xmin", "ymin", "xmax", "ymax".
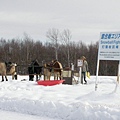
[
  {"xmin": 95, "ymin": 59, "xmax": 100, "ymax": 91},
  {"xmin": 114, "ymin": 60, "xmax": 120, "ymax": 92},
  {"xmin": 117, "ymin": 60, "xmax": 120, "ymax": 83}
]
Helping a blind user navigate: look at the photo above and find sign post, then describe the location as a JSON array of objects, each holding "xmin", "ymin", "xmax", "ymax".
[
  {"xmin": 117, "ymin": 61, "xmax": 120, "ymax": 83},
  {"xmin": 95, "ymin": 32, "xmax": 120, "ymax": 91},
  {"xmin": 77, "ymin": 59, "xmax": 83, "ymax": 84}
]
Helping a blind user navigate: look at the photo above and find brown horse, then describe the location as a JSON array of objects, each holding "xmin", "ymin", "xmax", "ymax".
[
  {"xmin": 0, "ymin": 62, "xmax": 17, "ymax": 82},
  {"xmin": 43, "ymin": 60, "xmax": 63, "ymax": 80}
]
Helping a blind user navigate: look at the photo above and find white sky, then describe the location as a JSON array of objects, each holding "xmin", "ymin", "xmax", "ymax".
[{"xmin": 0, "ymin": 0, "xmax": 120, "ymax": 44}]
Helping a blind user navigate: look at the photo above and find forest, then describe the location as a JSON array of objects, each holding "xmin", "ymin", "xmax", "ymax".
[{"xmin": 0, "ymin": 29, "xmax": 118, "ymax": 76}]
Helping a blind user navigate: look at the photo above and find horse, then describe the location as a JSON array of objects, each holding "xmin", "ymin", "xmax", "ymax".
[
  {"xmin": 0, "ymin": 62, "xmax": 17, "ymax": 82},
  {"xmin": 43, "ymin": 60, "xmax": 63, "ymax": 80},
  {"xmin": 28, "ymin": 59, "xmax": 42, "ymax": 81}
]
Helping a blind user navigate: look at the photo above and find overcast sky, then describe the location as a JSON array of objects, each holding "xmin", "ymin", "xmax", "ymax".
[{"xmin": 0, "ymin": 0, "xmax": 120, "ymax": 44}]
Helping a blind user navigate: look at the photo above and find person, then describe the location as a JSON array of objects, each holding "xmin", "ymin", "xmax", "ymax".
[{"xmin": 81, "ymin": 56, "xmax": 88, "ymax": 84}]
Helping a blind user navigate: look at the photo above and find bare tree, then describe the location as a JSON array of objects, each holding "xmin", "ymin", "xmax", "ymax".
[
  {"xmin": 23, "ymin": 33, "xmax": 34, "ymax": 63},
  {"xmin": 46, "ymin": 28, "xmax": 60, "ymax": 60},
  {"xmin": 88, "ymin": 42, "xmax": 98, "ymax": 75},
  {"xmin": 61, "ymin": 29, "xmax": 72, "ymax": 67}
]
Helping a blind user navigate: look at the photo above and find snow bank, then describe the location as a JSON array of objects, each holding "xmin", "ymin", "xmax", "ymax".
[{"xmin": 0, "ymin": 76, "xmax": 119, "ymax": 120}]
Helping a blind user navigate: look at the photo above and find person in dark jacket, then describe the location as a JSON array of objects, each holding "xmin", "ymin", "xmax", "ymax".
[{"xmin": 81, "ymin": 56, "xmax": 88, "ymax": 84}]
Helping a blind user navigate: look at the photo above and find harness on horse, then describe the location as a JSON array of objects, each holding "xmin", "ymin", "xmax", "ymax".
[
  {"xmin": 30, "ymin": 60, "xmax": 40, "ymax": 73},
  {"xmin": 5, "ymin": 62, "xmax": 13, "ymax": 72},
  {"xmin": 45, "ymin": 60, "xmax": 62, "ymax": 73}
]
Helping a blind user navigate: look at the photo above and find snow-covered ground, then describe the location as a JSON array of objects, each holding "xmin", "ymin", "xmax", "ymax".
[{"xmin": 0, "ymin": 75, "xmax": 120, "ymax": 120}]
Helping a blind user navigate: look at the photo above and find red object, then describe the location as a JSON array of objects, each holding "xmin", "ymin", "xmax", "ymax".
[{"xmin": 37, "ymin": 80, "xmax": 65, "ymax": 86}]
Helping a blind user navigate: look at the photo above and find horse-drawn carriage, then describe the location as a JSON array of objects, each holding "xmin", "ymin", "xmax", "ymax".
[{"xmin": 28, "ymin": 59, "xmax": 65, "ymax": 86}]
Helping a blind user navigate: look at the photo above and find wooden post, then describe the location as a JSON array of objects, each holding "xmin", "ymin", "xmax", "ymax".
[{"xmin": 79, "ymin": 67, "xmax": 82, "ymax": 84}]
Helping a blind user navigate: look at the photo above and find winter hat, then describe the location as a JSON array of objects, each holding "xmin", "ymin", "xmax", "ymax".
[{"xmin": 81, "ymin": 56, "xmax": 86, "ymax": 60}]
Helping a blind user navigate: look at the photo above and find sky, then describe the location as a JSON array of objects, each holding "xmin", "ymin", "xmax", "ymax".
[
  {"xmin": 0, "ymin": 75, "xmax": 120, "ymax": 120},
  {"xmin": 0, "ymin": 0, "xmax": 120, "ymax": 44}
]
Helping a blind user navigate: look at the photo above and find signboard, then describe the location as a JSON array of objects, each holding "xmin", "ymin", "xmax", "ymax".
[
  {"xmin": 77, "ymin": 59, "xmax": 83, "ymax": 67},
  {"xmin": 95, "ymin": 32, "xmax": 120, "ymax": 91},
  {"xmin": 98, "ymin": 32, "xmax": 120, "ymax": 60}
]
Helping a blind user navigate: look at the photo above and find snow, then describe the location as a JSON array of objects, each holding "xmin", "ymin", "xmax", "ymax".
[{"xmin": 0, "ymin": 75, "xmax": 120, "ymax": 120}]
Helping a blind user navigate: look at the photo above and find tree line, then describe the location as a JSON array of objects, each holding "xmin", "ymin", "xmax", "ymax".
[{"xmin": 0, "ymin": 30, "xmax": 118, "ymax": 76}]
